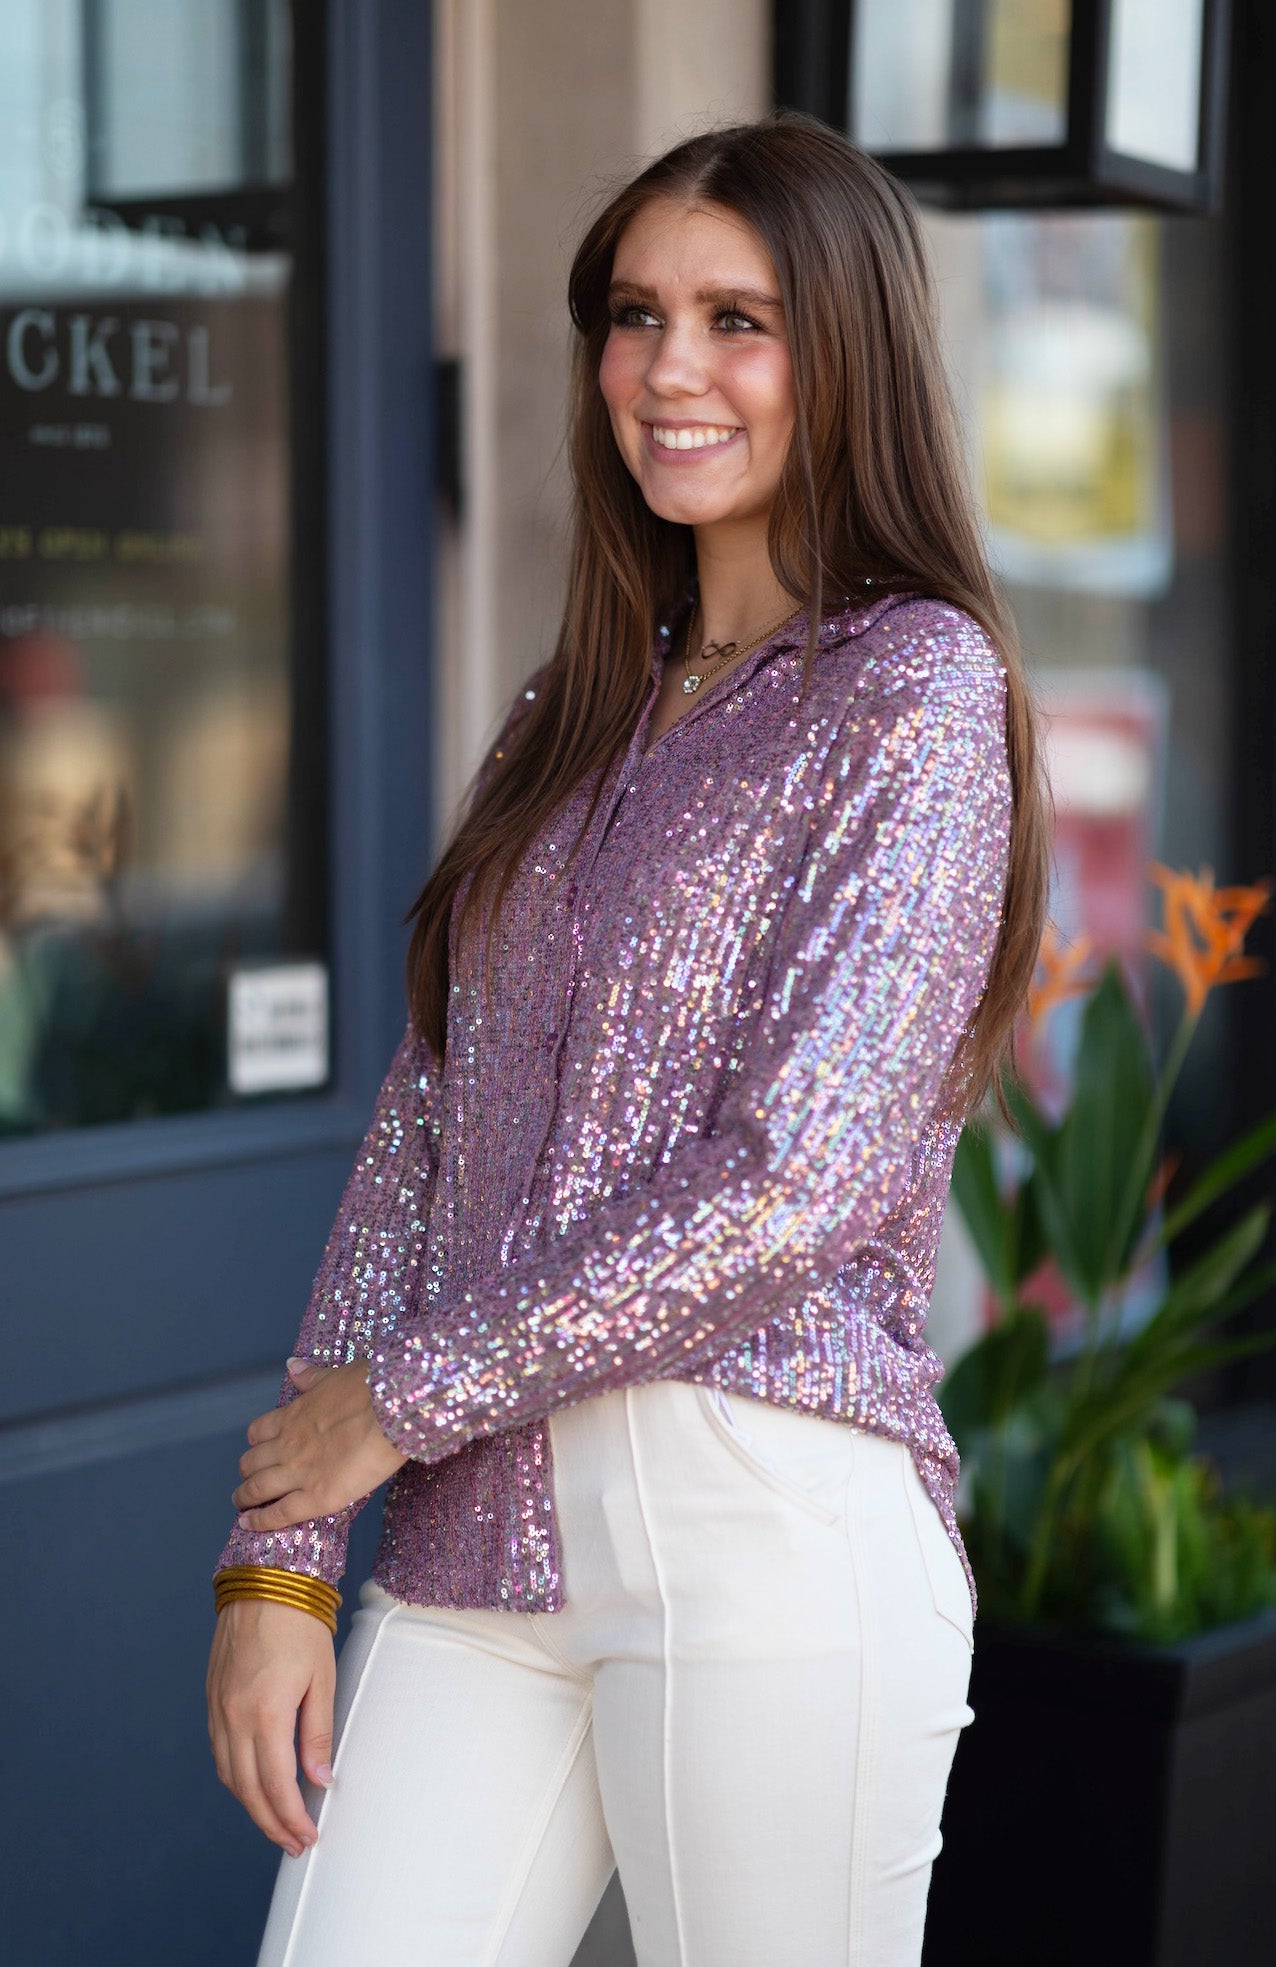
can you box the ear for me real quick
[286,1356,328,1389]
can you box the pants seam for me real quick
[274,1596,404,1967]
[526,1610,587,1678]
[482,1691,596,1967]
[624,1382,689,1966]
[844,1431,877,1966]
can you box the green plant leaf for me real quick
[1148,1109,1276,1252]
[1119,1203,1271,1375]
[1204,1255,1276,1327]
[938,1304,1051,1446]
[950,1121,1016,1308]
[1011,1176,1048,1288]
[1063,1329,1276,1470]
[1001,1074,1093,1307]
[1057,961,1155,1296]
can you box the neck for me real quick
[691,518,797,651]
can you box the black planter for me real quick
[922,1606,1276,1967]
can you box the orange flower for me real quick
[1146,863,1273,1017]
[1026,920,1096,1028]
[1145,1151,1181,1213]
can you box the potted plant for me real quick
[921,865,1276,1967]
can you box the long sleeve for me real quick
[367,621,1014,1461]
[214,1019,441,1585]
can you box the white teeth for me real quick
[651,423,738,451]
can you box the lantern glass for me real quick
[851,0,1072,154]
[1106,0,1205,172]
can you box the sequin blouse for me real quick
[216,591,1013,1626]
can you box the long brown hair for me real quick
[407,113,1050,1122]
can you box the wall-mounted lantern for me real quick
[774,0,1232,213]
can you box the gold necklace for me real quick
[681,601,802,696]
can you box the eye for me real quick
[608,302,660,329]
[715,309,764,334]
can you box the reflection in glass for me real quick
[924,199,1231,1354]
[851,0,1071,153]
[86,0,291,197]
[0,1,321,1134]
[978,213,1169,595]
[1106,0,1204,173]
[924,198,1230,1162]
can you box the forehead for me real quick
[611,196,776,286]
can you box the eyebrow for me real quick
[608,280,783,311]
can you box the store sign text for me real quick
[4,310,231,406]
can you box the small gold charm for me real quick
[683,674,702,695]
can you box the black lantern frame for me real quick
[774,0,1232,214]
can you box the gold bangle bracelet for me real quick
[213,1566,340,1600]
[213,1576,340,1607]
[214,1564,340,1598]
[213,1576,340,1608]
[215,1592,339,1636]
[213,1575,340,1609]
[214,1568,340,1609]
[214,1588,339,1636]
[213,1566,341,1635]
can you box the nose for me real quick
[642,319,708,402]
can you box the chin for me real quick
[635,479,740,527]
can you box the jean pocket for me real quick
[900,1451,975,1654]
[696,1386,846,1526]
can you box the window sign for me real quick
[227,961,329,1096]
[0,0,325,1135]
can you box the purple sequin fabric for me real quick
[217,592,1013,1625]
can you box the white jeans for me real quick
[257,1381,976,1966]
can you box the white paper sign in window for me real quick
[228,962,329,1096]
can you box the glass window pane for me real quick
[852,0,1070,153]
[0,0,325,1135]
[852,0,956,152]
[87,0,291,197]
[1106,0,1204,172]
[924,198,1231,1170]
[979,212,1168,593]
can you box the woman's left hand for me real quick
[232,1358,408,1532]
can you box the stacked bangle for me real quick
[213,1565,341,1635]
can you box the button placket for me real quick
[538,626,800,1147]
[536,709,652,1167]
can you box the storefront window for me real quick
[0,0,326,1134]
[926,198,1231,1137]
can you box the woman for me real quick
[208,113,1048,1965]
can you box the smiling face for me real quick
[598,196,796,537]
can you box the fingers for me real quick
[208,1604,333,1859]
[222,1727,316,1859]
[233,1456,295,1510]
[298,1657,338,1790]
[245,1409,284,1448]
[287,1358,329,1390]
[237,1438,285,1483]
[256,1724,321,1858]
[234,1431,305,1513]
[235,1489,325,1534]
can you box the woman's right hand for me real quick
[207,1599,337,1859]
